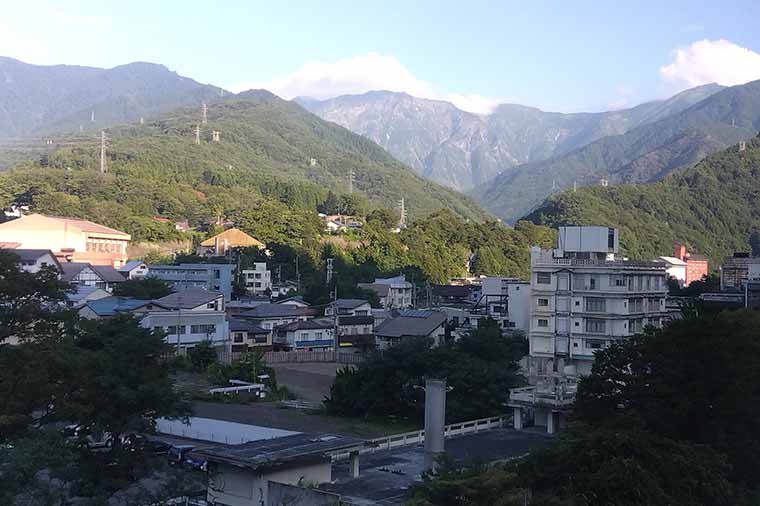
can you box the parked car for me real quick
[184,450,208,472]
[63,424,113,449]
[167,444,196,466]
[121,434,171,455]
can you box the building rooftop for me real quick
[118,260,147,272]
[657,256,688,266]
[357,283,391,297]
[151,288,224,309]
[200,228,265,249]
[375,310,447,338]
[148,263,236,271]
[275,318,334,332]
[85,296,149,316]
[339,315,374,325]
[90,264,127,283]
[227,317,268,333]
[195,433,364,473]
[332,298,370,310]
[240,303,316,319]
[0,213,130,239]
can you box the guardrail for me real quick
[330,415,509,460]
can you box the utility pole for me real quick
[573,181,577,193]
[212,130,220,142]
[330,269,339,360]
[326,258,334,284]
[295,256,301,292]
[398,198,407,228]
[99,131,107,174]
[348,168,355,194]
[202,102,208,125]
[195,124,201,145]
[91,110,95,122]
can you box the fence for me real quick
[330,415,509,460]
[263,350,363,364]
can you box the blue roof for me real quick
[85,296,149,316]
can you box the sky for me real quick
[2,0,760,113]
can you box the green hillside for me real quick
[0,92,486,242]
[525,135,760,263]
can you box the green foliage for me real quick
[325,321,527,422]
[527,136,760,265]
[112,276,172,299]
[187,340,218,372]
[207,350,277,390]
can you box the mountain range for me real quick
[298,85,723,192]
[525,134,760,264]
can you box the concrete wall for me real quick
[268,482,340,506]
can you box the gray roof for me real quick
[240,303,316,319]
[84,296,149,316]
[339,315,374,326]
[357,283,390,297]
[275,319,334,332]
[196,433,364,472]
[228,317,268,333]
[90,264,127,283]
[332,298,370,309]
[118,260,146,272]
[151,288,223,309]
[60,262,90,281]
[375,310,447,338]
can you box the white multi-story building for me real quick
[242,263,272,296]
[479,277,530,332]
[358,275,413,309]
[510,226,668,434]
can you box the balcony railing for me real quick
[509,384,577,408]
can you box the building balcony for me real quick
[509,383,577,409]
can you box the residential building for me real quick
[65,286,110,310]
[271,280,298,298]
[358,274,413,309]
[148,263,235,300]
[273,319,335,350]
[479,277,530,332]
[225,296,271,316]
[374,309,447,349]
[61,262,126,292]
[197,433,364,506]
[135,288,230,356]
[197,228,265,256]
[118,260,149,279]
[325,298,372,317]
[510,226,668,434]
[337,315,375,350]
[672,243,708,286]
[720,253,760,290]
[237,303,316,332]
[4,248,62,274]
[241,263,271,296]
[657,256,687,286]
[229,317,271,359]
[430,284,478,306]
[0,213,130,267]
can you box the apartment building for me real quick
[358,275,413,309]
[720,253,760,290]
[148,263,235,300]
[510,226,668,434]
[241,263,272,296]
[479,277,530,332]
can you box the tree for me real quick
[575,310,760,487]
[0,250,68,343]
[750,229,760,257]
[112,277,172,299]
[187,339,218,371]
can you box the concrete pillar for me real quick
[513,407,523,430]
[547,412,556,434]
[424,378,446,472]
[350,451,360,478]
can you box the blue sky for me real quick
[3,0,760,113]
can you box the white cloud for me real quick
[230,52,503,114]
[660,39,760,89]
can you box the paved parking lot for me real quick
[272,362,347,402]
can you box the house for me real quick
[273,319,335,350]
[672,243,709,286]
[241,263,272,296]
[276,296,310,307]
[79,296,150,319]
[61,262,126,292]
[0,213,130,267]
[225,296,272,316]
[430,284,477,306]
[197,433,364,506]
[479,277,530,332]
[147,263,235,301]
[65,286,111,309]
[325,298,372,317]
[197,228,265,256]
[271,280,298,298]
[229,317,272,359]
[337,315,375,350]
[136,288,230,356]
[374,309,447,349]
[4,248,62,274]
[509,226,668,434]
[720,253,760,291]
[657,256,688,286]
[118,260,149,279]
[238,303,317,332]
[358,274,413,309]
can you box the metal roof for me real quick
[227,317,268,333]
[240,303,316,319]
[85,296,149,316]
[90,264,127,283]
[118,260,147,272]
[151,288,224,309]
[332,299,370,309]
[375,310,447,338]
[196,433,365,472]
[275,319,334,332]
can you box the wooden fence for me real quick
[263,350,364,365]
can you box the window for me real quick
[575,321,580,327]
[628,298,643,312]
[537,319,549,328]
[190,324,216,334]
[608,228,615,249]
[167,325,186,335]
[207,302,216,309]
[214,270,221,279]
[233,333,244,343]
[585,318,606,333]
[575,300,580,306]
[614,276,626,287]
[538,298,549,307]
[589,276,598,290]
[586,339,606,349]
[537,272,551,285]
[584,297,606,312]
[315,331,323,339]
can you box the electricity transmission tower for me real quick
[348,168,355,194]
[399,198,408,228]
[195,125,201,145]
[99,131,107,174]
[202,102,208,124]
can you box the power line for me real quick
[194,125,201,145]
